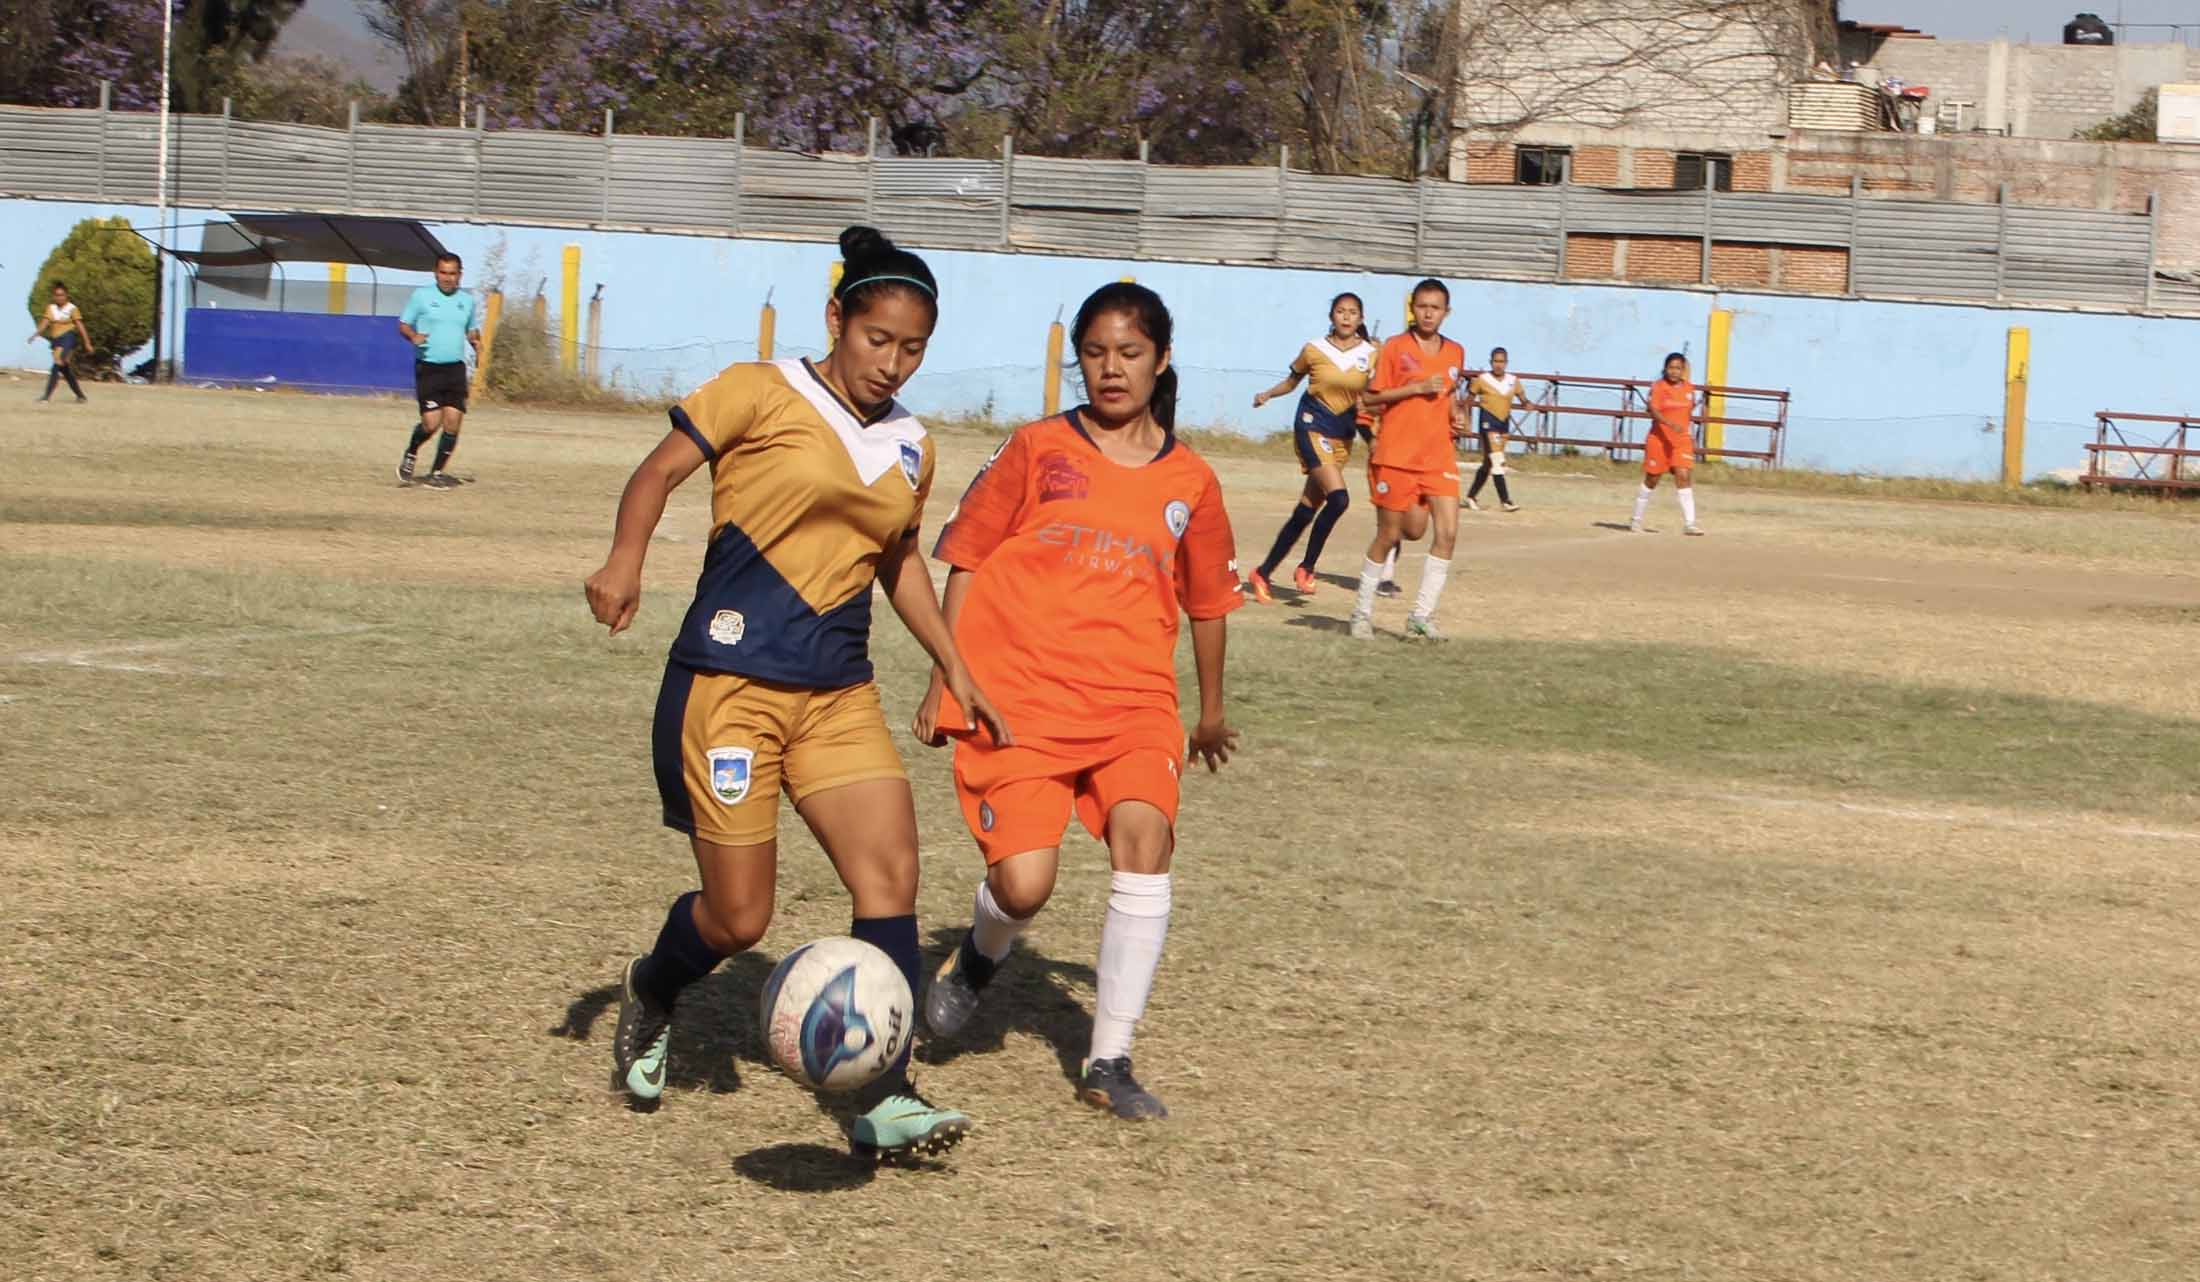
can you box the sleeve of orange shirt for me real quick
[1175,477,1246,620]
[932,429,1033,570]
[1371,338,1406,395]
[670,363,767,461]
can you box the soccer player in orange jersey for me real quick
[1349,279,1468,640]
[582,226,1008,1160]
[913,282,1243,1122]
[1630,352,1708,536]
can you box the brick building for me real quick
[1445,3,2200,293]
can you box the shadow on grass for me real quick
[551,952,778,1099]
[1588,520,1638,533]
[915,928,1097,1086]
[731,1142,877,1192]
[1283,613,1354,635]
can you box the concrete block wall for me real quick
[1453,0,1793,136]
[1861,37,2200,140]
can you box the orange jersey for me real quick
[1649,378,1698,437]
[1369,332,1465,473]
[932,412,1244,738]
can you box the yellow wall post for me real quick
[328,263,348,315]
[827,261,846,351]
[2003,326,2030,487]
[560,244,581,375]
[531,290,547,328]
[1704,308,1733,455]
[585,284,603,384]
[1120,273,1136,283]
[1043,320,1065,418]
[470,290,504,398]
[758,301,776,360]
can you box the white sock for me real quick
[1089,871,1171,1062]
[1412,554,1451,620]
[1353,557,1382,618]
[1678,487,1697,525]
[970,879,1031,963]
[1381,547,1399,580]
[1632,484,1654,524]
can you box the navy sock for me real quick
[43,369,59,400]
[1469,458,1491,499]
[432,431,458,473]
[406,422,431,454]
[1301,488,1349,572]
[1259,502,1317,578]
[637,891,724,1011]
[850,913,921,1099]
[1494,474,1513,504]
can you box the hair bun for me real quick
[839,225,893,261]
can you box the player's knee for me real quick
[988,858,1056,919]
[1321,488,1349,517]
[1489,450,1507,476]
[696,893,771,954]
[1105,809,1174,874]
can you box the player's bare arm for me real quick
[1186,616,1237,772]
[880,537,1010,747]
[583,428,708,634]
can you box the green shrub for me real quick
[26,216,156,376]
[482,295,636,408]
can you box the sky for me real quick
[1841,1,2200,43]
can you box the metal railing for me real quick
[1472,371,1789,466]
[2085,412,2200,490]
[0,92,2168,314]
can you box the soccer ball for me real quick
[758,937,912,1092]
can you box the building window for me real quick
[1674,152,1734,192]
[1515,146,1571,186]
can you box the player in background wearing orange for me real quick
[915,282,1242,1122]
[1464,347,1535,513]
[1244,292,1375,600]
[583,226,1008,1160]
[1630,351,1708,536]
[1348,279,1467,641]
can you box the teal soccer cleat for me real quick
[850,1085,971,1161]
[612,956,672,1106]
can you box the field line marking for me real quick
[3,624,380,673]
[1707,790,2200,846]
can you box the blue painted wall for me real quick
[183,309,417,393]
[6,194,2194,482]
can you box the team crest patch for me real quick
[708,609,747,647]
[1376,480,1391,495]
[708,747,754,805]
[1037,451,1090,503]
[978,801,996,833]
[1164,499,1192,540]
[898,441,923,489]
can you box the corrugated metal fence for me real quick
[0,100,2167,313]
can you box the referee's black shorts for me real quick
[414,360,469,414]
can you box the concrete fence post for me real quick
[96,82,111,200]
[345,100,359,212]
[601,109,614,224]
[865,117,880,225]
[218,97,232,206]
[472,105,486,218]
[1995,182,2010,303]
[1000,134,1014,249]
[731,113,745,234]
[2145,191,2161,313]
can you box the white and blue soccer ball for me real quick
[758,937,912,1092]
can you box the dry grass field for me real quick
[4,381,2199,1282]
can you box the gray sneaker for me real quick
[1683,523,1707,537]
[1348,612,1375,640]
[924,934,995,1038]
[1405,614,1445,641]
[421,471,461,490]
[1080,1056,1167,1121]
[396,452,417,484]
[612,957,672,1105]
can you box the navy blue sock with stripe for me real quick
[1258,502,1317,579]
[637,890,725,1011]
[850,913,922,1103]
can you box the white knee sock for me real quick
[1632,484,1654,524]
[1353,557,1383,618]
[1677,487,1698,525]
[1381,547,1399,580]
[1089,871,1171,1062]
[1412,554,1451,620]
[970,879,1031,962]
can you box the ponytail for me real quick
[1151,366,1178,430]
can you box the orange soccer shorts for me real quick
[1367,462,1459,512]
[1644,426,1696,477]
[951,724,1183,863]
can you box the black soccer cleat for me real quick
[1080,1056,1167,1121]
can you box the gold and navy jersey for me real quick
[1294,337,1376,416]
[667,358,935,687]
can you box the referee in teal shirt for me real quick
[396,252,482,488]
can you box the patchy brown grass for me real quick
[4,385,2199,1282]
